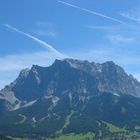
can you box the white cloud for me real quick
[120,8,140,23]
[34,30,57,37]
[86,25,116,31]
[107,35,135,44]
[33,21,57,37]
[120,12,140,22]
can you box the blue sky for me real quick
[0,0,140,88]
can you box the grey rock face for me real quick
[0,58,140,111]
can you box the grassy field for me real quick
[4,122,140,140]
[46,132,95,140]
[104,122,126,133]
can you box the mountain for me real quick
[1,59,140,139]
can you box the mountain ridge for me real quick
[0,59,140,138]
[1,58,140,111]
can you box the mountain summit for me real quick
[0,59,140,137]
[1,59,140,103]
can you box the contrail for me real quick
[58,0,125,24]
[4,24,64,58]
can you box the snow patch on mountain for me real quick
[113,93,120,97]
[22,99,38,108]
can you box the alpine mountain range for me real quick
[1,59,140,139]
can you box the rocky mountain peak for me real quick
[18,68,30,79]
[0,58,140,107]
